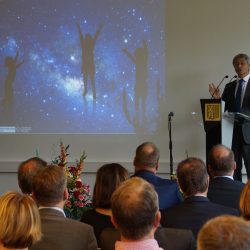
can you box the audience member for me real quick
[30,165,97,250]
[207,144,244,210]
[197,215,250,250]
[0,191,41,250]
[111,177,163,250]
[239,178,250,221]
[18,156,47,194]
[81,163,129,247]
[133,141,182,209]
[100,226,197,250]
[161,157,239,238]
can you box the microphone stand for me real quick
[168,112,174,179]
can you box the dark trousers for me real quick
[232,124,250,181]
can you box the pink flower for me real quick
[78,194,85,201]
[65,200,72,207]
[79,202,84,207]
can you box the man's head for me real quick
[111,177,160,241]
[233,53,250,78]
[18,157,47,194]
[133,142,160,172]
[32,165,67,207]
[177,157,209,197]
[208,144,235,177]
[197,215,250,250]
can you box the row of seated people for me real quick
[1,171,250,250]
[3,141,250,250]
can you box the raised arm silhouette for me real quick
[3,52,24,110]
[77,22,103,99]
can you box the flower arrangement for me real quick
[52,141,92,220]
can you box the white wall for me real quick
[1,0,250,194]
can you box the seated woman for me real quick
[239,179,250,221]
[0,191,41,250]
[81,163,129,246]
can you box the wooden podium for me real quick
[200,99,234,165]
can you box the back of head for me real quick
[32,165,66,206]
[0,191,41,249]
[197,215,250,250]
[111,177,159,240]
[239,179,250,220]
[134,142,160,170]
[18,157,47,194]
[208,144,234,176]
[177,157,209,197]
[93,163,129,208]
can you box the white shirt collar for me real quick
[214,175,234,180]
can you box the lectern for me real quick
[200,99,234,164]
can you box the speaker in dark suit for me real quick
[209,53,250,181]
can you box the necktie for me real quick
[234,79,244,112]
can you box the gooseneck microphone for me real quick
[211,75,229,98]
[229,75,237,82]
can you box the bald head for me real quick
[133,142,160,171]
[18,157,47,194]
[208,144,235,176]
[111,177,159,240]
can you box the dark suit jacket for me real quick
[133,170,182,209]
[222,79,250,143]
[161,196,239,238]
[99,227,197,250]
[207,176,244,210]
[30,208,97,250]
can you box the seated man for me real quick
[111,177,163,250]
[207,144,244,210]
[197,215,250,250]
[161,157,239,238]
[18,156,47,194]
[133,142,182,209]
[30,165,97,250]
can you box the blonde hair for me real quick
[239,179,250,220]
[198,215,250,250]
[0,191,41,248]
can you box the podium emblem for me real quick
[205,103,221,121]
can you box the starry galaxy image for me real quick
[0,0,166,134]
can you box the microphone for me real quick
[229,75,237,82]
[211,75,229,98]
[168,112,174,121]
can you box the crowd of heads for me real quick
[1,141,250,249]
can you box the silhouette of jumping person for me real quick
[77,22,103,99]
[2,52,24,110]
[123,40,148,120]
